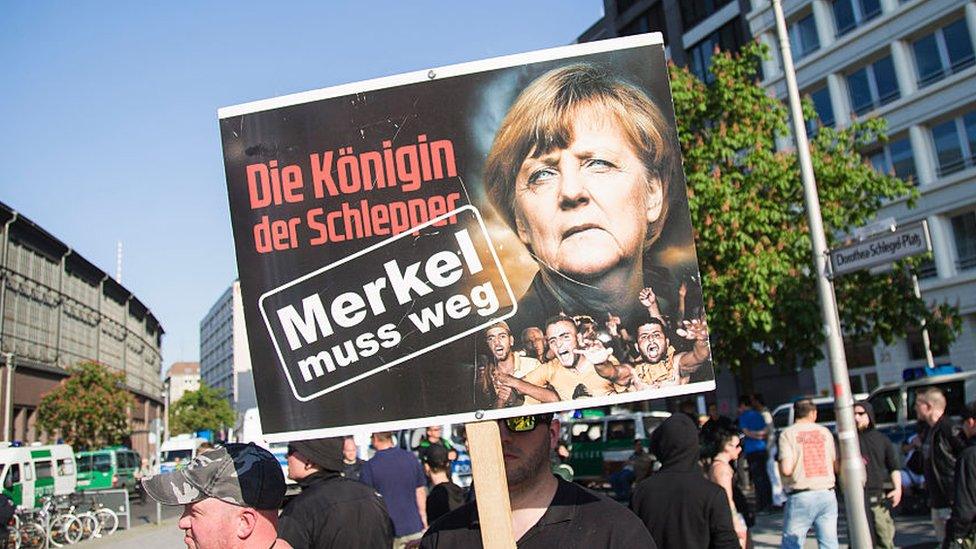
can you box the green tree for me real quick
[168,385,236,435]
[669,41,960,389]
[37,361,131,450]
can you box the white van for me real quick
[159,434,208,473]
[770,394,870,436]
[0,443,76,508]
[867,370,976,444]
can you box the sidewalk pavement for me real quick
[77,517,185,549]
[751,507,939,548]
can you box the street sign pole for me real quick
[911,272,936,369]
[771,1,871,546]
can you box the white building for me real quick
[165,361,200,404]
[199,281,256,414]
[747,0,976,394]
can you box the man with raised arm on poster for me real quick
[494,315,634,404]
[631,316,710,388]
[420,414,655,548]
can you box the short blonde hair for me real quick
[484,63,677,246]
[917,387,947,411]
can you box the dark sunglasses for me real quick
[854,411,867,416]
[503,414,553,433]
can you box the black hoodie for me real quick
[631,414,739,549]
[855,401,900,496]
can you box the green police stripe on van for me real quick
[3,482,23,507]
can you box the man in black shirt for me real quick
[631,413,739,548]
[420,414,654,548]
[279,437,393,548]
[342,436,365,481]
[854,401,901,549]
[424,444,466,524]
[701,403,734,438]
[916,387,966,542]
[947,402,976,548]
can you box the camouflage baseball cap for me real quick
[142,442,285,509]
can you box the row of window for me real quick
[688,19,746,83]
[789,13,975,91]
[680,0,734,29]
[845,325,953,375]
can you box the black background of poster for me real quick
[220,41,710,436]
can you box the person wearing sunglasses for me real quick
[853,401,901,549]
[420,414,655,548]
[278,438,393,549]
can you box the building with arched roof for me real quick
[0,200,164,457]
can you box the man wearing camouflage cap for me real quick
[142,442,288,549]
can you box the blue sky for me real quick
[0,2,602,371]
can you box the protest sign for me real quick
[219,33,715,441]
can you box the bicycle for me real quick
[12,508,46,549]
[38,495,82,547]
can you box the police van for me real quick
[563,411,669,487]
[867,369,976,444]
[0,443,76,508]
[159,434,209,473]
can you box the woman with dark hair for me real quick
[706,429,750,548]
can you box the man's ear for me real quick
[236,508,258,540]
[548,419,561,452]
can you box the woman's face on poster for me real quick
[512,109,663,280]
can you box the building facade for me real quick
[165,361,200,405]
[0,201,165,457]
[747,0,976,394]
[579,0,976,405]
[199,281,255,416]
[578,0,753,83]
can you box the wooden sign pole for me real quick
[465,420,517,549]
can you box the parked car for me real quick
[76,446,141,496]
[867,369,976,444]
[562,411,670,488]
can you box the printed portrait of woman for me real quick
[483,62,684,336]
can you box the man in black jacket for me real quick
[631,413,739,548]
[279,437,393,549]
[917,387,967,542]
[855,401,901,549]
[946,402,976,548]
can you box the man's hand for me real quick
[675,318,708,342]
[494,372,517,387]
[574,346,613,365]
[886,486,902,507]
[638,287,657,308]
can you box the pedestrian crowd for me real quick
[138,385,976,548]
